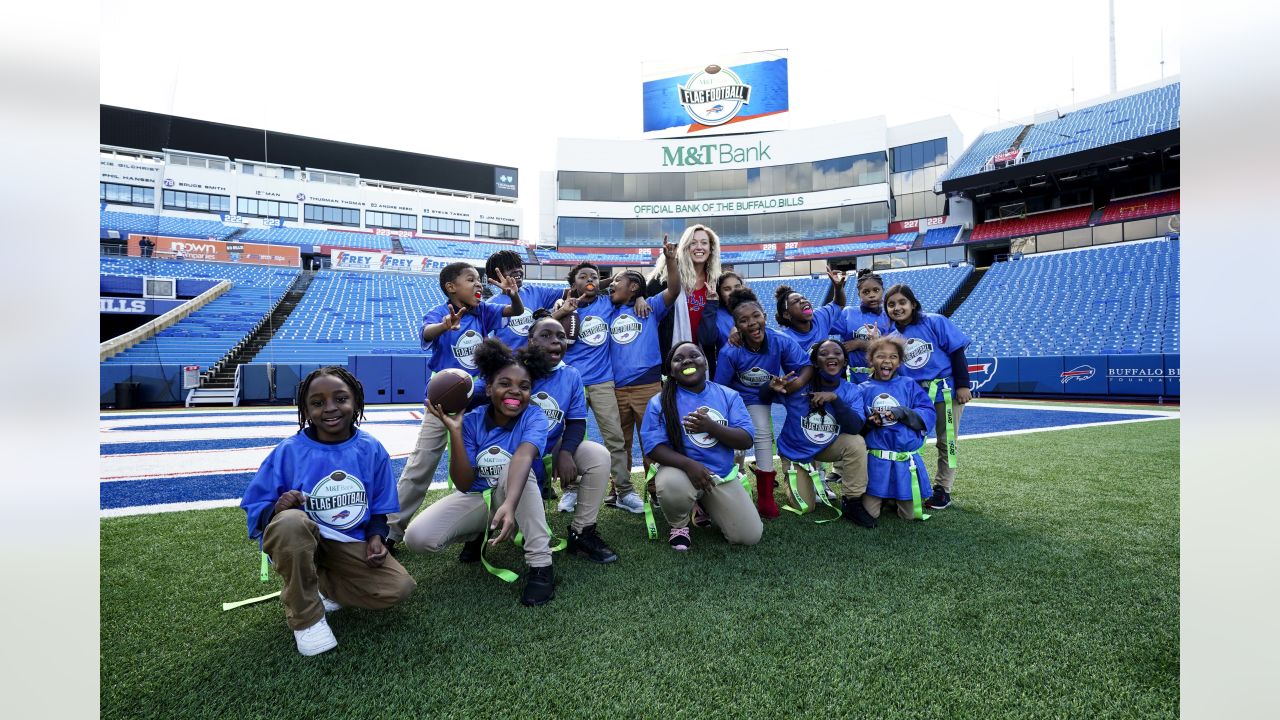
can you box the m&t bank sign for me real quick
[661,141,772,167]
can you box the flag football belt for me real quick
[924,378,958,469]
[643,464,746,540]
[868,445,930,521]
[483,483,568,585]
[781,461,842,523]
[849,366,872,378]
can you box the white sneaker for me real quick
[293,616,337,656]
[319,592,342,613]
[615,491,644,514]
[557,490,578,513]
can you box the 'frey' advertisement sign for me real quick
[642,50,789,139]
[330,250,464,274]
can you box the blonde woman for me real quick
[644,224,725,376]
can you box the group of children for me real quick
[240,249,973,656]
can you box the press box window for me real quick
[476,222,519,241]
[101,182,155,207]
[423,216,470,236]
[237,198,298,220]
[304,203,360,227]
[367,211,416,231]
[163,190,230,213]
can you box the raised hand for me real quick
[662,234,676,259]
[493,268,519,297]
[826,266,846,287]
[634,295,652,319]
[426,402,464,430]
[769,371,798,395]
[443,302,469,330]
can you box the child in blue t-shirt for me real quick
[484,249,562,350]
[859,335,937,523]
[641,341,761,551]
[838,269,894,383]
[714,287,811,519]
[241,367,415,656]
[884,283,971,511]
[388,262,523,547]
[607,238,681,512]
[712,271,746,351]
[772,267,847,354]
[773,339,876,528]
[403,339,558,607]
[521,311,619,564]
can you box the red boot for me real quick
[755,470,780,519]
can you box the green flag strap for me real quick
[259,551,269,582]
[513,456,567,552]
[222,590,281,612]
[849,365,872,377]
[643,465,659,540]
[926,379,958,469]
[782,463,843,523]
[480,488,520,583]
[869,446,930,521]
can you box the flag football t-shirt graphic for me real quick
[686,405,729,449]
[453,330,484,370]
[903,338,933,371]
[305,470,369,531]
[800,410,839,445]
[610,313,643,345]
[579,315,609,347]
[870,392,902,426]
[477,446,513,487]
[530,391,564,433]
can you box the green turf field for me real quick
[101,419,1178,719]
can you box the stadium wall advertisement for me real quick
[127,235,301,266]
[329,249,463,274]
[99,297,186,315]
[968,354,1180,398]
[642,50,790,139]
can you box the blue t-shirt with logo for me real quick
[488,284,562,350]
[888,312,970,384]
[713,328,809,406]
[639,382,754,478]
[776,380,864,464]
[241,428,398,544]
[564,294,615,386]
[780,302,843,356]
[530,363,588,451]
[859,375,936,500]
[609,293,671,388]
[421,300,505,377]
[838,305,894,383]
[461,404,549,493]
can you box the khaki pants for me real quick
[403,466,560,568]
[549,440,610,531]
[388,410,449,542]
[861,495,916,521]
[615,381,661,478]
[263,510,416,631]
[655,466,763,546]
[585,381,631,494]
[781,434,869,509]
[931,398,966,492]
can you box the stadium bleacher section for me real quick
[950,239,1179,356]
[399,237,523,259]
[100,257,299,367]
[101,210,240,240]
[944,82,1180,181]
[1099,190,1179,224]
[785,234,914,259]
[919,226,961,248]
[238,226,393,251]
[968,205,1093,242]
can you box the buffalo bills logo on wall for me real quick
[1061,365,1096,384]
[969,358,998,391]
[679,64,752,127]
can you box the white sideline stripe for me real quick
[100,413,1179,515]
[101,484,452,518]
[969,401,1178,417]
[101,409,420,430]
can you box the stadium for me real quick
[98,51,1179,720]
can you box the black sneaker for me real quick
[567,524,619,564]
[540,484,558,501]
[842,496,876,528]
[924,488,951,510]
[458,538,482,564]
[521,565,556,606]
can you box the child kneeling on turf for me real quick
[859,336,937,522]
[641,341,762,551]
[240,367,416,657]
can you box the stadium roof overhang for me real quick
[940,129,1179,195]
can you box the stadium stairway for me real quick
[194,269,317,398]
[390,236,405,253]
[941,266,989,317]
[224,226,250,243]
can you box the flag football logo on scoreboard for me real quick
[678,65,752,127]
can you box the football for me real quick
[427,368,474,414]
[705,64,721,74]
